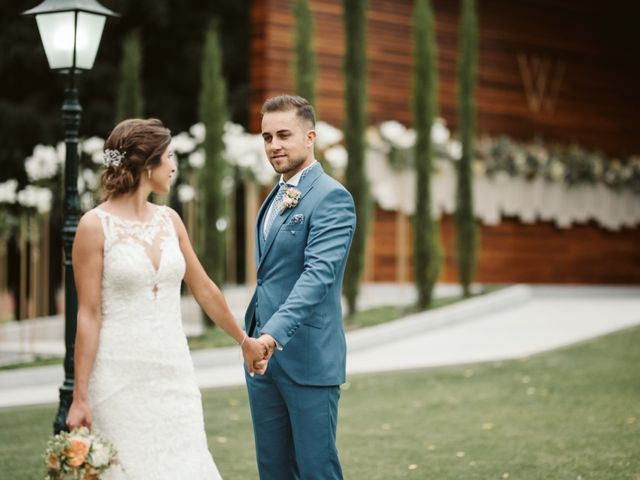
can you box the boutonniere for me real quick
[282,187,301,210]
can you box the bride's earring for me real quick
[147,169,152,180]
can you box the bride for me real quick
[65,118,267,479]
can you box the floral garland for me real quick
[367,119,640,195]
[2,118,637,235]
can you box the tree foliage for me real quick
[292,0,317,106]
[455,0,479,297]
[198,24,228,284]
[342,0,369,317]
[115,31,144,122]
[412,0,443,309]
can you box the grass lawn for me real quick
[2,326,638,479]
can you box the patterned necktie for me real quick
[263,183,290,239]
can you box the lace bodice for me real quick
[96,205,183,296]
[92,206,188,358]
[88,205,222,479]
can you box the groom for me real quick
[244,95,356,479]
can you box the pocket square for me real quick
[289,214,305,224]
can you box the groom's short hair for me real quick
[261,95,316,128]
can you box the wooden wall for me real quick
[250,0,640,284]
[368,210,640,284]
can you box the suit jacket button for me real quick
[257,279,263,286]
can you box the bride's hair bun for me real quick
[100,118,171,199]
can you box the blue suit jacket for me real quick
[244,163,356,386]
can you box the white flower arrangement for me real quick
[188,150,205,169]
[0,180,18,204]
[178,184,196,203]
[324,145,348,171]
[82,137,105,156]
[189,122,206,143]
[25,145,60,182]
[17,185,53,214]
[315,121,343,149]
[172,131,197,154]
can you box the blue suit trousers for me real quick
[245,356,343,480]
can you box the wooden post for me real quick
[226,183,237,284]
[19,215,28,320]
[245,181,258,284]
[396,210,408,283]
[29,215,39,319]
[41,213,50,316]
[362,206,375,282]
[0,238,6,295]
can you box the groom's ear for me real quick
[306,129,316,149]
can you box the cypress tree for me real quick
[198,24,228,284]
[455,0,479,297]
[292,0,317,106]
[413,0,443,309]
[115,31,144,122]
[342,0,369,316]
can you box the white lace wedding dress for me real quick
[88,205,222,479]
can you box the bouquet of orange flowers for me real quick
[44,427,118,480]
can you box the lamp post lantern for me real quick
[22,0,118,434]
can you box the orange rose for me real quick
[66,437,90,467]
[48,454,59,470]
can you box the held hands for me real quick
[252,334,277,375]
[66,398,92,431]
[241,336,269,376]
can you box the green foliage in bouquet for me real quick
[455,0,479,298]
[412,0,443,309]
[115,31,145,123]
[44,427,118,480]
[198,24,228,284]
[292,0,317,107]
[342,0,370,317]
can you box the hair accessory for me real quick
[103,148,126,168]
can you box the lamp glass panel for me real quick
[75,12,106,70]
[35,12,76,69]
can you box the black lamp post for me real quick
[22,0,117,434]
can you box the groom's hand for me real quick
[242,337,269,375]
[258,334,277,360]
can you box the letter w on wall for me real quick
[517,53,565,113]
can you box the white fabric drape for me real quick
[366,152,640,231]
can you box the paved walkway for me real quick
[1,284,639,409]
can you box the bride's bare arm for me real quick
[167,209,267,372]
[66,212,104,430]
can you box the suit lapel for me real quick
[255,183,281,261]
[257,163,324,272]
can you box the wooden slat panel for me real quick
[382,210,640,284]
[251,0,640,151]
[249,0,640,284]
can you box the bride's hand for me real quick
[242,337,268,373]
[66,399,92,431]
[253,359,269,375]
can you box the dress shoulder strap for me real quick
[92,207,115,247]
[156,205,178,238]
